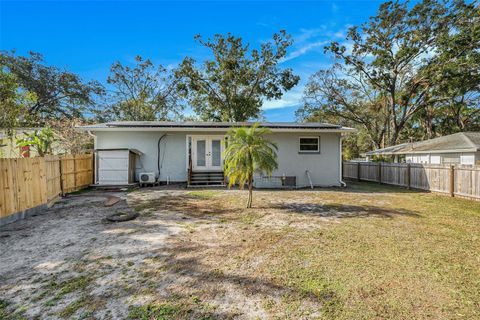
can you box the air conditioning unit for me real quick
[139,172,156,183]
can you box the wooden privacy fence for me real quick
[0,154,94,225]
[343,161,480,200]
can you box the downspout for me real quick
[87,130,97,184]
[305,170,314,189]
[339,135,347,187]
[157,134,167,181]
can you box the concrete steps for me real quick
[188,171,225,187]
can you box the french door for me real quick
[192,136,224,171]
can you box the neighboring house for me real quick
[0,128,68,158]
[365,132,480,165]
[0,128,41,158]
[79,121,355,188]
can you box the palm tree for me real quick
[223,123,278,208]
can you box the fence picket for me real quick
[343,161,480,200]
[0,154,93,223]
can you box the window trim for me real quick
[298,136,320,154]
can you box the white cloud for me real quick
[262,88,304,110]
[281,40,329,63]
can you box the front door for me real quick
[192,136,224,171]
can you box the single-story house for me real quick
[79,121,355,188]
[365,132,480,165]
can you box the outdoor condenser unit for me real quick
[139,172,156,183]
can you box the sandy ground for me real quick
[0,189,187,319]
[2,185,477,319]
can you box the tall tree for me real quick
[0,67,29,131]
[176,31,300,122]
[0,51,104,124]
[298,65,388,149]
[103,56,183,121]
[223,124,278,208]
[300,0,479,148]
[324,0,452,145]
[421,0,480,136]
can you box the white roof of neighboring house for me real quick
[366,132,480,155]
[79,121,356,133]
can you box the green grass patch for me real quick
[40,274,95,307]
[127,302,181,320]
[187,190,219,200]
[0,299,27,320]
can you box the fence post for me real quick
[406,163,411,189]
[73,155,77,191]
[357,162,361,182]
[450,165,455,197]
[59,157,65,196]
[92,153,96,185]
[378,162,382,184]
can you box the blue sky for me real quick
[0,0,384,121]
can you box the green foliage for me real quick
[299,0,480,153]
[175,31,300,121]
[223,123,278,208]
[0,51,104,125]
[128,302,181,320]
[0,66,31,131]
[98,56,184,121]
[16,127,55,156]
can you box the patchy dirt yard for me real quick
[1,183,479,319]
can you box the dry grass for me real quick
[144,183,480,319]
[1,183,478,319]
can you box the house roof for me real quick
[79,121,356,133]
[366,132,480,156]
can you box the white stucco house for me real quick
[79,121,355,188]
[365,132,480,165]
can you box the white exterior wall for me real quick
[95,131,188,182]
[264,132,342,187]
[405,152,477,165]
[93,130,343,187]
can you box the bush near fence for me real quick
[0,154,93,225]
[343,161,480,200]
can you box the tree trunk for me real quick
[246,174,253,208]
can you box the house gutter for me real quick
[366,148,478,156]
[78,127,356,134]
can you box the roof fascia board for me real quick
[367,148,477,155]
[79,127,355,133]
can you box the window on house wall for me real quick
[299,137,320,153]
[442,154,461,165]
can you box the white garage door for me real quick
[98,150,129,185]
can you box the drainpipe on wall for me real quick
[339,135,347,188]
[87,130,97,184]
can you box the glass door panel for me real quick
[211,139,221,167]
[195,139,206,169]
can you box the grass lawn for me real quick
[141,183,480,319]
[1,182,479,319]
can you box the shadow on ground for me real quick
[269,202,420,219]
